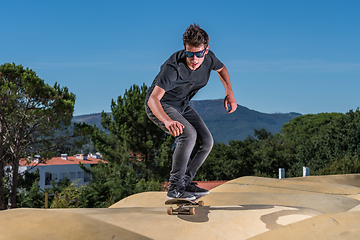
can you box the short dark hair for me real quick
[183,24,209,48]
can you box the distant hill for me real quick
[72,113,104,129]
[72,100,301,143]
[190,99,301,143]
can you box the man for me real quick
[145,24,237,200]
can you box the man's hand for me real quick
[164,119,184,137]
[148,86,184,136]
[216,65,237,114]
[224,94,237,113]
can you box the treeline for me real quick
[14,162,162,209]
[16,108,360,209]
[196,110,360,180]
[4,75,360,209]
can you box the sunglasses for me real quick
[184,47,207,58]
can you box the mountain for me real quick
[72,100,301,143]
[190,99,301,143]
[72,113,104,129]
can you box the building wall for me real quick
[19,164,92,189]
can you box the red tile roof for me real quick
[162,180,228,191]
[19,155,105,167]
[196,180,228,190]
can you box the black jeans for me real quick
[145,104,213,191]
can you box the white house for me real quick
[18,153,105,189]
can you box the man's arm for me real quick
[216,65,237,113]
[147,85,184,136]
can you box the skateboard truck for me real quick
[165,197,204,215]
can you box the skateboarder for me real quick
[145,24,237,200]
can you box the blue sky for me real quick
[1,0,359,116]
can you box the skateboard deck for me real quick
[165,195,204,215]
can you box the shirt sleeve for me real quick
[208,50,224,71]
[155,65,178,92]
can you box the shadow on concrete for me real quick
[260,207,323,230]
[176,205,276,223]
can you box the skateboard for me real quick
[165,196,204,215]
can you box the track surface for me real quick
[2,175,360,239]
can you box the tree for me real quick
[91,84,173,182]
[0,160,4,210]
[79,162,161,208]
[49,181,82,208]
[281,112,343,145]
[16,170,45,208]
[298,109,360,174]
[254,128,272,140]
[195,138,258,181]
[252,132,299,177]
[0,63,91,209]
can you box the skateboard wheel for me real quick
[167,207,173,215]
[198,200,204,206]
[189,207,195,215]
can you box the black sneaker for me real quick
[185,182,210,195]
[167,188,196,201]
